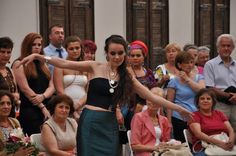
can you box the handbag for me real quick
[152,143,192,156]
[202,132,236,156]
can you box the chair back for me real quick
[30,133,46,152]
[127,130,134,156]
[183,129,192,150]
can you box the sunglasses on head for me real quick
[109,51,125,56]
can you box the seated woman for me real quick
[189,88,235,156]
[41,94,77,156]
[0,90,36,156]
[130,87,171,156]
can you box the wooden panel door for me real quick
[195,0,229,58]
[39,0,94,44]
[127,0,169,70]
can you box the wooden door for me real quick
[127,0,169,70]
[39,0,94,44]
[195,0,229,57]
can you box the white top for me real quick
[154,125,162,145]
[63,74,88,104]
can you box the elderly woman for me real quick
[41,94,77,156]
[154,43,181,90]
[0,90,35,156]
[131,87,171,156]
[166,52,205,143]
[189,88,235,156]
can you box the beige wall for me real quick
[169,0,194,47]
[0,0,39,64]
[94,0,126,62]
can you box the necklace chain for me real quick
[107,65,118,93]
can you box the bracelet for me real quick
[44,56,52,63]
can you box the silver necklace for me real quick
[107,65,118,93]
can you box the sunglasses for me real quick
[130,54,142,58]
[68,47,81,51]
[109,51,125,56]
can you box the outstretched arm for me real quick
[132,77,192,119]
[18,53,94,73]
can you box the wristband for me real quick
[44,56,52,63]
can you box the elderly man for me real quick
[204,34,236,132]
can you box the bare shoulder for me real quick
[12,60,21,67]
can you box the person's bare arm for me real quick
[166,88,176,123]
[132,77,192,118]
[189,122,230,150]
[53,67,64,95]
[41,124,74,156]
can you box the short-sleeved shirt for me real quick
[44,44,67,74]
[167,74,204,121]
[190,110,228,148]
[204,55,236,90]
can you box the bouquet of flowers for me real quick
[5,128,39,156]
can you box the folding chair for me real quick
[183,129,192,151]
[30,133,46,152]
[127,130,134,156]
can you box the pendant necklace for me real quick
[107,65,118,93]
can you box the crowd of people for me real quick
[0,24,236,156]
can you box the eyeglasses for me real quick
[109,51,125,56]
[68,47,81,51]
[130,54,142,58]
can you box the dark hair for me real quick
[49,24,64,35]
[64,36,83,61]
[83,40,97,53]
[104,35,133,109]
[0,90,15,117]
[195,88,217,110]
[47,94,74,116]
[175,52,194,70]
[0,37,14,49]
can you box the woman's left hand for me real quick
[41,106,51,120]
[178,106,193,121]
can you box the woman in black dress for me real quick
[12,33,54,135]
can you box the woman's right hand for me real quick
[13,146,35,156]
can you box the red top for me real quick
[189,110,228,150]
